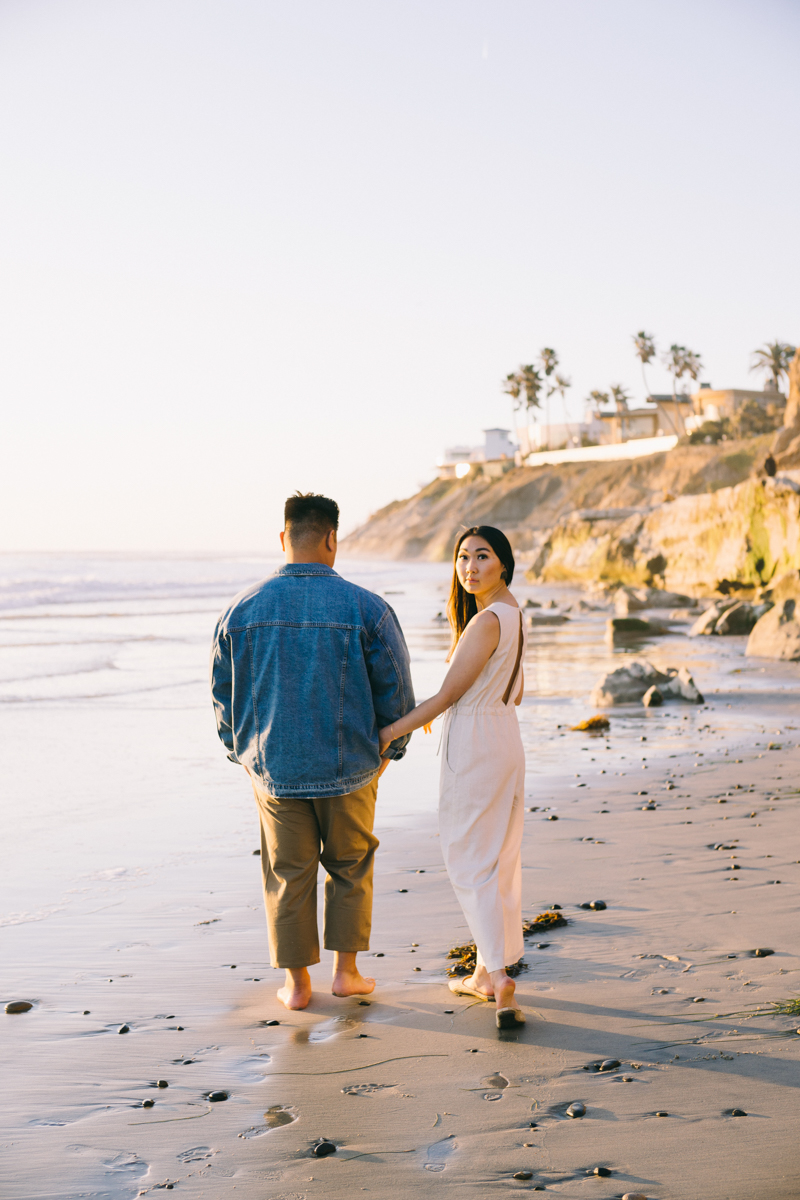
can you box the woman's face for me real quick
[456,536,506,597]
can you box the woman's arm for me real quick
[378,610,500,751]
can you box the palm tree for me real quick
[538,347,558,378]
[502,371,523,431]
[609,384,630,412]
[662,343,703,400]
[519,364,543,416]
[750,341,796,394]
[547,372,572,445]
[588,389,610,408]
[632,331,656,399]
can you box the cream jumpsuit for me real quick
[439,601,527,974]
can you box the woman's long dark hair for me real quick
[446,525,515,658]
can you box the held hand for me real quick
[378,726,393,754]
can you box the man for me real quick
[210,492,415,1010]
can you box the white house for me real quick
[437,428,517,480]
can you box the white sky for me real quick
[1,0,798,551]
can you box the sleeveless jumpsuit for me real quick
[439,602,527,974]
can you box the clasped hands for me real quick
[378,720,433,755]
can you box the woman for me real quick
[379,526,527,1029]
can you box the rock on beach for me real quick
[590,659,703,707]
[746,598,800,661]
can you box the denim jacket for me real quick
[210,564,415,797]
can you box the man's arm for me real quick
[366,606,416,760]
[209,616,240,763]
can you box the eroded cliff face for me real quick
[342,436,774,570]
[536,476,800,592]
[773,346,800,466]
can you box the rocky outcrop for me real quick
[745,598,800,660]
[535,475,800,593]
[772,348,800,468]
[342,438,773,563]
[590,660,703,706]
[342,428,800,596]
[689,599,772,636]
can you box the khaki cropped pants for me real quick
[252,777,379,969]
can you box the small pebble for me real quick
[118,1024,130,1034]
[208,1090,228,1102]
[529,1121,538,1128]
[637,790,648,796]
[514,1171,533,1180]
[730,1108,747,1116]
[176,1026,184,1031]
[252,848,261,855]
[141,1099,155,1108]
[536,942,550,949]
[83,1010,90,1015]
[593,1166,612,1177]
[398,889,408,893]
[156,1080,168,1088]
[589,900,606,910]
[547,814,559,821]
[5,1001,33,1014]
[413,967,421,971]
[359,1000,371,1006]
[265,1019,280,1026]
[313,1139,337,1157]
[622,1194,648,1200]
[374,952,384,957]
[550,903,562,910]
[656,1111,668,1117]
[621,1075,633,1082]
[753,948,774,957]
[356,1033,368,1038]
[566,1101,585,1118]
[693,997,705,1003]
[416,869,425,874]
[599,1059,620,1071]
[443,1009,454,1014]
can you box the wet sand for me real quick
[4,718,800,1198]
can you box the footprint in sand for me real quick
[177,1146,216,1164]
[240,1105,299,1138]
[424,1134,457,1172]
[341,1083,396,1096]
[482,1072,509,1100]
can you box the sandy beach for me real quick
[2,554,800,1199]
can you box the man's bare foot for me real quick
[331,951,376,998]
[277,967,312,1010]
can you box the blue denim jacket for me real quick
[210,564,415,797]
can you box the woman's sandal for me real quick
[448,977,494,1002]
[496,1007,526,1029]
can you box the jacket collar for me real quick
[273,563,340,577]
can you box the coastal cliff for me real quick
[342,433,800,594]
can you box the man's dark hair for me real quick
[284,492,340,542]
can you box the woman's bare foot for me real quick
[490,969,519,1012]
[331,951,376,998]
[465,965,495,997]
[277,967,312,1010]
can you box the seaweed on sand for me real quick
[446,943,528,978]
[570,715,610,732]
[523,910,569,934]
[446,910,568,976]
